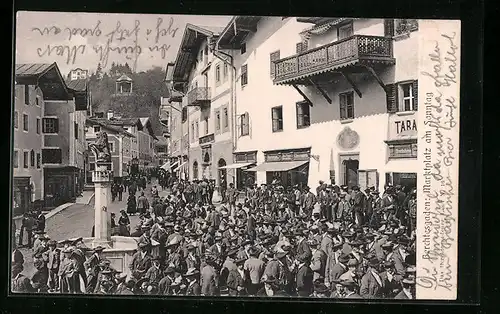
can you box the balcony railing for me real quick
[274,35,394,84]
[187,87,211,106]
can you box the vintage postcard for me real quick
[11,12,460,300]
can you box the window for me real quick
[240,43,246,54]
[181,107,188,123]
[30,150,35,167]
[109,142,114,152]
[74,122,79,139]
[204,46,209,64]
[296,101,311,128]
[199,50,203,63]
[195,121,199,139]
[339,92,355,120]
[204,118,209,135]
[223,107,228,129]
[399,81,418,111]
[35,97,40,107]
[338,22,354,40]
[389,142,418,158]
[42,148,62,164]
[14,111,18,129]
[36,152,41,168]
[23,151,28,168]
[270,50,280,78]
[272,106,283,132]
[240,113,249,136]
[89,163,96,171]
[23,114,29,131]
[24,85,29,105]
[296,41,308,54]
[216,65,221,84]
[95,112,104,118]
[42,118,59,133]
[223,64,228,82]
[215,110,221,132]
[36,118,40,134]
[241,64,248,87]
[93,126,101,133]
[13,151,18,168]
[191,123,195,141]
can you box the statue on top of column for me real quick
[89,131,112,163]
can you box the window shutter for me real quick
[412,80,418,110]
[386,84,398,113]
[384,19,394,37]
[339,95,346,119]
[296,42,304,54]
[270,50,280,78]
[243,113,250,136]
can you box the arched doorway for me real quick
[218,158,227,189]
[193,161,199,180]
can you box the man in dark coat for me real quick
[227,257,247,296]
[84,246,104,293]
[295,255,313,297]
[182,268,201,296]
[294,230,312,263]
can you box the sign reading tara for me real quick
[389,112,417,139]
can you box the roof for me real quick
[91,117,140,127]
[216,16,262,49]
[86,119,135,137]
[171,24,225,88]
[65,79,87,92]
[15,63,71,101]
[116,74,133,82]
[139,117,150,128]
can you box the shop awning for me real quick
[245,160,308,172]
[160,162,171,171]
[173,162,187,172]
[219,162,254,169]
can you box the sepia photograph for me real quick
[11,12,460,300]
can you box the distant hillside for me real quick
[86,62,169,136]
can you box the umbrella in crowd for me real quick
[11,178,417,299]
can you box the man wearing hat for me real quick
[31,252,49,292]
[226,257,247,296]
[84,246,104,293]
[301,186,316,217]
[58,247,77,293]
[360,256,384,298]
[144,256,163,285]
[157,266,177,295]
[244,246,265,295]
[391,237,410,276]
[113,272,128,294]
[312,282,331,298]
[295,229,312,263]
[341,278,361,298]
[185,243,201,271]
[165,237,183,273]
[295,254,313,297]
[220,246,239,289]
[325,253,349,288]
[309,239,327,282]
[350,185,366,226]
[11,263,34,293]
[45,240,60,292]
[379,261,400,298]
[181,268,201,296]
[200,254,219,296]
[129,239,152,280]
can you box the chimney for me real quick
[107,110,114,120]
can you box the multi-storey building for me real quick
[14,63,89,211]
[85,119,135,183]
[216,17,418,192]
[168,24,236,188]
[69,68,89,81]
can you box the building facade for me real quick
[216,17,418,192]
[169,24,235,188]
[85,119,135,183]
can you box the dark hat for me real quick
[164,267,176,274]
[93,246,105,252]
[314,283,330,294]
[368,257,380,267]
[402,278,415,285]
[397,236,410,246]
[152,256,161,262]
[339,254,350,264]
[48,240,57,247]
[381,242,393,249]
[296,254,309,263]
[342,231,355,238]
[234,257,246,265]
[308,239,319,247]
[101,269,113,275]
[227,247,239,257]
[248,246,260,256]
[263,275,277,284]
[136,277,150,288]
[351,186,360,191]
[340,279,357,288]
[115,272,128,281]
[275,251,288,259]
[241,239,253,246]
[348,239,363,247]
[184,268,200,277]
[383,261,394,268]
[62,247,74,254]
[333,242,343,250]
[364,232,376,240]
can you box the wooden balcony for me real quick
[187,87,211,107]
[273,35,395,85]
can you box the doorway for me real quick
[339,153,360,188]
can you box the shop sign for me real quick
[389,112,417,140]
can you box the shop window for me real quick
[388,142,418,158]
[240,113,250,136]
[272,106,283,132]
[296,101,311,129]
[23,114,29,131]
[23,151,29,168]
[241,64,248,87]
[14,111,18,129]
[42,118,59,133]
[30,150,35,167]
[13,150,18,168]
[339,92,354,120]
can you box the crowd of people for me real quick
[11,177,417,299]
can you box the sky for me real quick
[15,11,232,76]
